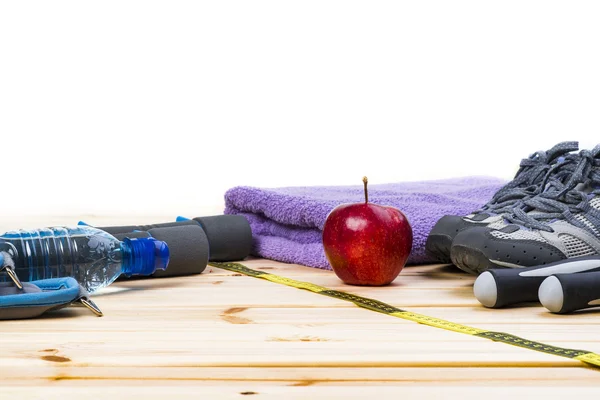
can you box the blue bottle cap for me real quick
[122,237,170,276]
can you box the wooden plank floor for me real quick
[1,215,600,398]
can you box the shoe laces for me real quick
[503,146,600,232]
[476,141,579,215]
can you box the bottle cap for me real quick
[122,237,169,276]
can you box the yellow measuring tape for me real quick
[209,262,600,370]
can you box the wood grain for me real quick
[1,216,600,399]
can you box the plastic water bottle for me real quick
[0,226,169,293]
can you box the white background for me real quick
[0,1,598,219]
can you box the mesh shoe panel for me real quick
[559,234,596,258]
[574,214,600,237]
[490,229,549,243]
[590,197,600,210]
[487,219,509,230]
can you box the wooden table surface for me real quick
[1,215,600,398]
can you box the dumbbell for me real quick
[473,255,600,308]
[81,215,253,278]
[538,271,600,314]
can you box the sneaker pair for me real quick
[425,141,579,263]
[427,141,600,274]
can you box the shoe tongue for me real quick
[575,182,593,193]
[572,179,600,194]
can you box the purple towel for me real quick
[224,177,506,269]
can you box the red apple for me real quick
[322,177,413,286]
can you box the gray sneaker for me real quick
[451,145,600,274]
[425,141,579,263]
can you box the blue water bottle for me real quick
[0,226,169,293]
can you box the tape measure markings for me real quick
[209,262,600,370]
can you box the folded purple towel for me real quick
[224,177,506,269]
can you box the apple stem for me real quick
[363,176,368,203]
